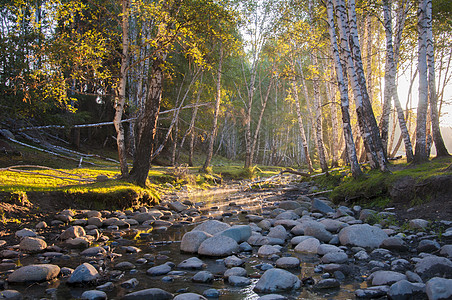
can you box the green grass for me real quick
[325,157,452,204]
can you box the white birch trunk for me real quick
[327,0,362,178]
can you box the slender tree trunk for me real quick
[327,0,362,178]
[426,0,449,157]
[203,43,223,171]
[113,0,130,177]
[346,0,388,171]
[327,81,339,168]
[244,64,257,169]
[250,78,273,165]
[414,0,429,163]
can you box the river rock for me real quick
[192,271,213,283]
[88,217,103,227]
[81,247,107,257]
[81,290,107,300]
[19,237,47,252]
[203,289,220,298]
[35,221,47,230]
[121,288,172,300]
[321,251,348,264]
[198,235,238,257]
[409,219,429,230]
[173,293,206,300]
[381,236,408,252]
[224,255,244,267]
[66,237,90,248]
[258,245,281,257]
[355,286,389,298]
[267,225,288,240]
[302,221,332,242]
[369,270,407,286]
[254,268,301,293]
[60,226,86,240]
[278,201,301,210]
[426,277,452,300]
[168,201,189,212]
[8,264,60,283]
[15,228,36,239]
[180,231,212,253]
[194,220,230,235]
[216,225,252,242]
[387,280,426,300]
[275,211,299,220]
[85,210,102,218]
[314,278,340,289]
[68,263,99,284]
[418,239,440,253]
[290,224,305,236]
[224,267,247,278]
[257,220,272,231]
[414,255,452,280]
[294,237,320,254]
[228,275,251,286]
[121,278,139,289]
[338,224,388,249]
[257,295,286,300]
[0,290,22,300]
[440,245,452,258]
[177,257,205,270]
[115,262,136,271]
[275,257,300,269]
[311,198,334,214]
[320,219,348,233]
[317,244,343,255]
[146,262,173,276]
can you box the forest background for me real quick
[0,0,451,187]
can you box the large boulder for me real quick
[216,225,251,243]
[426,277,452,300]
[388,280,426,300]
[198,235,238,257]
[311,198,334,214]
[193,220,230,235]
[180,231,212,253]
[8,264,60,283]
[254,268,301,293]
[338,224,388,249]
[414,255,452,281]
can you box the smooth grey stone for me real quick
[369,271,407,286]
[115,261,136,271]
[81,290,107,300]
[339,224,388,249]
[224,255,244,268]
[198,235,239,257]
[417,240,440,253]
[96,282,114,291]
[0,290,22,300]
[267,225,288,240]
[180,231,212,253]
[254,268,301,293]
[311,198,334,214]
[290,236,313,245]
[354,250,370,260]
[60,226,86,240]
[294,237,320,254]
[192,271,213,283]
[173,293,207,300]
[275,211,299,220]
[177,257,205,270]
[257,220,272,231]
[440,245,452,258]
[121,288,172,300]
[81,247,107,257]
[216,225,251,243]
[15,228,37,239]
[320,219,348,233]
[409,219,429,230]
[168,201,189,212]
[317,244,343,256]
[146,262,173,276]
[275,257,300,269]
[414,255,452,280]
[314,278,340,289]
[381,236,408,252]
[258,294,286,300]
[388,280,426,300]
[228,275,250,286]
[302,221,332,242]
[202,289,220,298]
[426,277,452,300]
[321,252,348,264]
[391,259,411,272]
[355,286,389,298]
[278,201,301,210]
[193,220,230,235]
[258,245,281,257]
[8,264,60,283]
[68,263,99,284]
[224,267,247,278]
[239,242,252,252]
[19,237,47,252]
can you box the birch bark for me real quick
[326,0,362,178]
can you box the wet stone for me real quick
[314,278,340,289]
[192,271,214,283]
[228,275,251,286]
[81,290,107,300]
[68,263,99,284]
[224,267,247,278]
[120,278,139,289]
[177,257,205,270]
[0,290,22,300]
